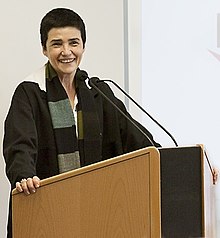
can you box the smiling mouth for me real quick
[59,58,75,63]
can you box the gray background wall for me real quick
[2,0,219,237]
[141,0,220,236]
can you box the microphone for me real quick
[76,69,89,81]
[88,77,156,147]
[88,76,219,185]
[91,78,178,147]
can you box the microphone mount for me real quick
[89,78,156,147]
[97,79,178,147]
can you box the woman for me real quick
[3,8,160,238]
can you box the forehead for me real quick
[47,27,82,40]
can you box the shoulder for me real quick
[23,65,46,91]
[13,66,46,95]
[91,81,127,112]
[12,66,46,101]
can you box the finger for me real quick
[213,168,219,185]
[26,178,36,194]
[33,176,41,188]
[214,172,218,184]
[15,182,23,193]
[20,179,30,195]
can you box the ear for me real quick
[42,47,48,57]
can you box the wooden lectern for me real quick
[12,147,161,238]
[12,145,215,238]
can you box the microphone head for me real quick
[76,69,88,81]
[88,77,100,87]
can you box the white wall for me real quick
[142,0,220,236]
[4,0,217,237]
[126,0,142,119]
[0,1,125,236]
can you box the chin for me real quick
[61,67,76,74]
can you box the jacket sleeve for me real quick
[3,83,38,188]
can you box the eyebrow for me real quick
[50,38,80,44]
[68,38,80,42]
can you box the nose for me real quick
[61,44,72,56]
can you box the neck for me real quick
[59,73,76,108]
[59,72,74,87]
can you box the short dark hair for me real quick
[40,8,86,49]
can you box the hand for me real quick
[16,176,40,195]
[213,168,219,185]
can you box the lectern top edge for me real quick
[12,146,159,196]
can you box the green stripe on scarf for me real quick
[48,99,75,129]
[77,110,83,139]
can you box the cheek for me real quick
[76,49,84,60]
[45,47,61,58]
[48,52,59,63]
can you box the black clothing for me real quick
[3,71,160,238]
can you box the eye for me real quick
[69,40,79,46]
[52,42,62,47]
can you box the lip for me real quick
[58,58,75,63]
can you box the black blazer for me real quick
[3,78,161,238]
[3,80,160,188]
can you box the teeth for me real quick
[59,59,74,63]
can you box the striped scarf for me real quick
[46,62,102,173]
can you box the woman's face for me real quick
[43,26,85,78]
